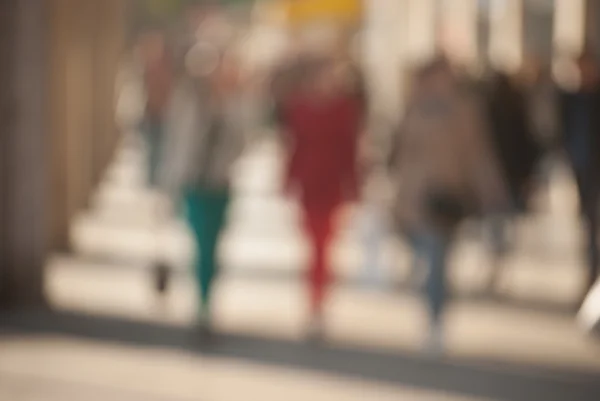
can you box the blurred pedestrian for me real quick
[558,50,600,304]
[140,31,174,188]
[521,59,560,210]
[279,57,364,340]
[521,58,559,151]
[160,41,248,331]
[334,60,390,287]
[486,71,540,213]
[138,30,175,294]
[484,71,541,289]
[391,57,508,354]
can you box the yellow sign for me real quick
[284,0,363,25]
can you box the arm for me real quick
[462,99,510,213]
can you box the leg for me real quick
[583,188,599,294]
[193,190,230,315]
[424,233,449,325]
[487,215,510,291]
[576,165,599,301]
[361,206,385,286]
[304,208,336,323]
[144,117,163,188]
[184,190,205,312]
[146,118,170,294]
[413,230,450,354]
[152,197,170,295]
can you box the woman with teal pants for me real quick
[160,41,247,329]
[184,187,230,319]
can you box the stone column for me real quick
[48,0,91,252]
[91,0,125,186]
[406,0,438,65]
[523,1,554,64]
[48,0,71,251]
[65,0,95,216]
[553,0,586,56]
[0,0,49,307]
[363,0,405,121]
[48,0,126,251]
[439,0,479,71]
[488,0,524,73]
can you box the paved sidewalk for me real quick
[45,256,600,372]
[0,336,520,401]
[3,326,600,401]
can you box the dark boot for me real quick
[153,262,171,295]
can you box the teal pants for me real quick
[184,187,230,310]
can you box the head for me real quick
[577,50,599,89]
[185,41,220,79]
[139,31,168,63]
[303,57,337,97]
[415,57,455,96]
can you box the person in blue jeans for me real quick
[408,230,449,325]
[390,58,508,354]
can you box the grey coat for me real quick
[158,78,249,199]
[392,85,509,233]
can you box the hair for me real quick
[184,41,222,78]
[415,56,452,83]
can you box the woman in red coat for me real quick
[280,57,364,339]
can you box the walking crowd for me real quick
[133,7,600,355]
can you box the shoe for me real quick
[306,314,325,344]
[153,262,171,295]
[423,323,444,357]
[193,305,214,342]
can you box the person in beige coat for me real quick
[390,58,508,353]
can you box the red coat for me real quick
[283,93,362,212]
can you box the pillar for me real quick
[406,0,437,65]
[363,0,405,121]
[48,0,125,251]
[48,0,95,251]
[0,0,49,307]
[489,0,524,73]
[439,0,479,72]
[91,0,126,186]
[553,0,586,56]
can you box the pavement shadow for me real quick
[1,309,599,401]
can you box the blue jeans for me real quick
[141,116,164,187]
[408,230,450,324]
[487,215,510,257]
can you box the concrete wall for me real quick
[0,0,49,306]
[0,0,125,307]
[48,0,125,251]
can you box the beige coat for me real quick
[392,86,508,232]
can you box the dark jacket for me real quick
[486,73,541,210]
[559,85,600,174]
